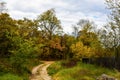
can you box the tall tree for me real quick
[106,0,120,69]
[36,9,62,40]
[75,19,97,46]
[77,19,94,32]
[17,18,39,39]
[72,26,79,38]
[71,19,103,59]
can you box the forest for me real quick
[0,0,120,80]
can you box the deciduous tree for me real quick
[36,9,62,40]
[105,0,120,69]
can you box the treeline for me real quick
[0,0,120,79]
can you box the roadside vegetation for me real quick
[48,61,120,80]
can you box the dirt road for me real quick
[30,61,53,80]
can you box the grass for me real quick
[0,73,23,80]
[48,61,63,76]
[0,58,41,80]
[48,61,120,80]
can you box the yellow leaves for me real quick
[71,41,94,59]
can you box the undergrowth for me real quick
[48,61,120,80]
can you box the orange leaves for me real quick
[49,37,64,51]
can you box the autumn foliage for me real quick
[0,0,120,78]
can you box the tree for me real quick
[105,0,120,47]
[35,9,63,60]
[73,19,96,38]
[72,26,79,38]
[106,0,120,69]
[36,9,62,40]
[62,34,76,59]
[0,13,18,57]
[75,19,98,46]
[17,18,39,39]
[0,2,7,13]
[77,19,94,33]
[71,41,93,59]
[71,19,103,59]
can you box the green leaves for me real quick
[37,9,62,40]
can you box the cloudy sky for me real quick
[1,0,109,33]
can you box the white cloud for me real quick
[9,10,37,19]
[2,0,109,33]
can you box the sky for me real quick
[1,0,109,33]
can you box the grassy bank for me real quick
[48,61,120,80]
[0,59,41,80]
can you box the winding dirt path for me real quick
[30,61,54,80]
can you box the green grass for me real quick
[48,61,63,76]
[0,73,23,80]
[48,61,120,80]
[0,58,41,80]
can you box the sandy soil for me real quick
[30,61,53,80]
